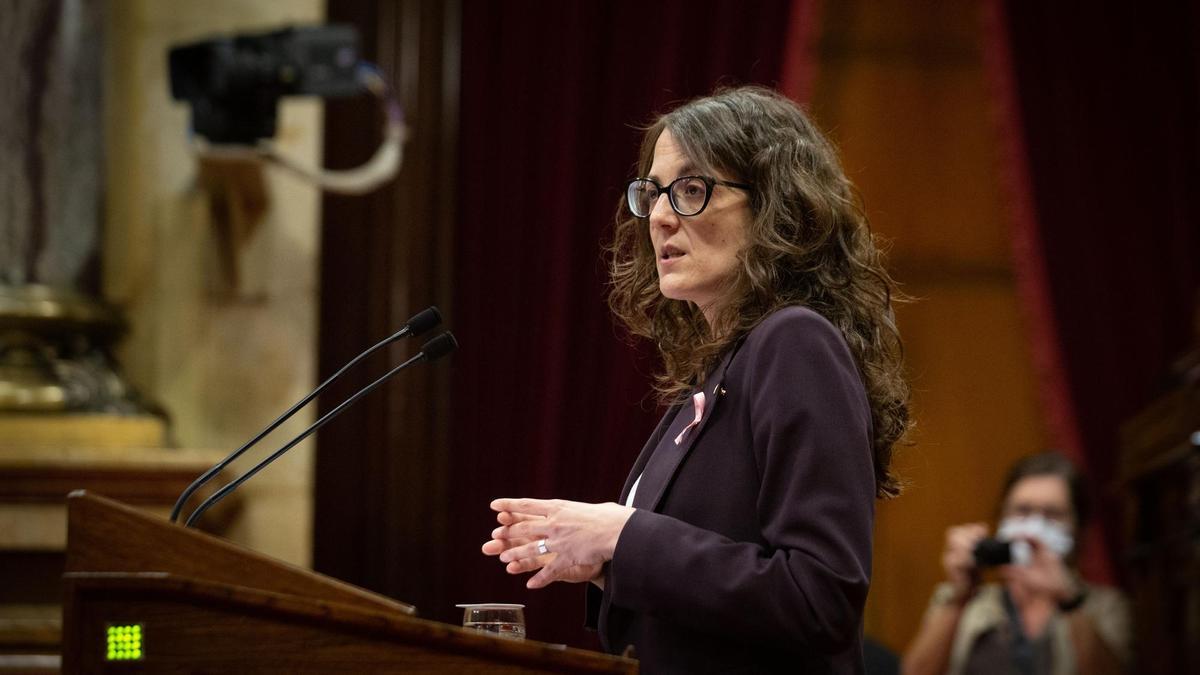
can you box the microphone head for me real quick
[420,332,458,361]
[406,306,443,337]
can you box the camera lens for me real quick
[973,538,1012,567]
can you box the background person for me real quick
[902,451,1131,675]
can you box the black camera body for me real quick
[169,25,362,144]
[973,538,1013,567]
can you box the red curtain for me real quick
[447,0,817,648]
[982,0,1200,584]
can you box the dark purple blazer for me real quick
[587,306,876,674]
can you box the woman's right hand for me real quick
[941,522,988,604]
[481,509,604,586]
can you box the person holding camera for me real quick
[902,452,1130,675]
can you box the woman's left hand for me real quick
[481,498,635,589]
[1001,537,1078,603]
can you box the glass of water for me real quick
[456,603,526,640]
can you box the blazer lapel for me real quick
[632,348,737,512]
[618,404,680,504]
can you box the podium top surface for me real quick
[65,490,413,615]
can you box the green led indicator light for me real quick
[105,624,144,661]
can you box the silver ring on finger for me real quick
[536,539,549,555]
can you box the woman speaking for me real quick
[482,86,909,674]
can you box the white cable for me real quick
[192,64,407,196]
[258,118,405,195]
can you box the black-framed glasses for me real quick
[625,175,753,218]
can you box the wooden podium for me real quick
[62,492,636,673]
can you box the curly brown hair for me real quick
[608,86,910,498]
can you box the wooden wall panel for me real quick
[810,0,1048,652]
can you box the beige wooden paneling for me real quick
[104,0,325,568]
[811,0,1048,652]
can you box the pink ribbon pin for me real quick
[674,391,706,445]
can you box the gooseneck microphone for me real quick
[169,306,443,524]
[183,331,458,528]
